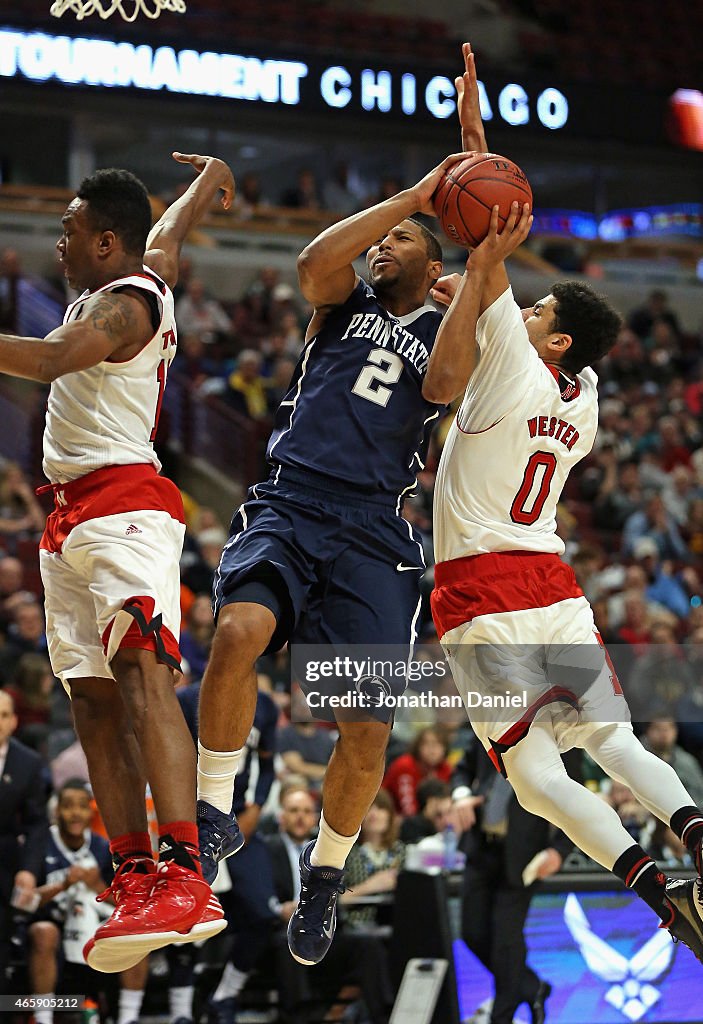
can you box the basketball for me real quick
[432,153,533,248]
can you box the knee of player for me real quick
[70,678,121,725]
[29,920,60,953]
[336,720,391,767]
[508,769,550,816]
[214,602,277,664]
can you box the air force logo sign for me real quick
[563,894,675,1022]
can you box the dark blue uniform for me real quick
[215,279,442,654]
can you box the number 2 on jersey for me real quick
[352,349,404,407]
[510,451,557,525]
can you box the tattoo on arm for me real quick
[86,293,138,341]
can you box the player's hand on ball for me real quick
[411,153,477,217]
[172,152,235,210]
[469,201,533,270]
[430,273,463,307]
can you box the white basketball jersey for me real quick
[433,287,598,563]
[43,269,177,484]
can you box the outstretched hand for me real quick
[410,152,477,217]
[172,152,235,210]
[456,42,487,153]
[469,201,533,271]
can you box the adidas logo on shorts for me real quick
[125,524,143,535]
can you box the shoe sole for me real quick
[85,916,227,973]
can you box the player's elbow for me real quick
[422,374,458,405]
[296,245,321,295]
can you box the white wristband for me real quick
[452,786,472,802]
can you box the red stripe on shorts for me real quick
[39,463,185,554]
[431,550,583,639]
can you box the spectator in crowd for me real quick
[627,621,695,721]
[642,817,692,867]
[4,653,54,752]
[382,726,453,816]
[179,595,215,682]
[605,780,649,843]
[224,350,270,421]
[630,537,692,620]
[400,778,453,843]
[0,557,28,632]
[280,168,323,210]
[662,464,696,525]
[0,689,48,993]
[181,525,227,597]
[0,598,48,678]
[451,737,572,1024]
[322,162,361,215]
[28,779,148,1024]
[593,453,644,532]
[233,171,269,217]
[265,786,394,1024]
[616,590,652,648]
[50,737,90,791]
[0,249,21,333]
[266,356,298,413]
[0,462,45,538]
[277,711,335,793]
[343,790,404,929]
[622,495,689,561]
[175,278,233,346]
[641,715,703,807]
[628,289,681,341]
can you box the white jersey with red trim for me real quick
[433,287,598,563]
[43,268,177,484]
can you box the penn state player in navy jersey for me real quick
[196,151,472,965]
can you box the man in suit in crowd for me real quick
[452,734,579,1024]
[264,786,394,1024]
[0,688,49,990]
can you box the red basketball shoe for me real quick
[85,860,225,973]
[84,859,157,973]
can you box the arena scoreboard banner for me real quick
[0,26,687,148]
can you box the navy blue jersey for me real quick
[232,690,278,815]
[178,682,277,816]
[267,279,442,503]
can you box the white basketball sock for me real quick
[310,812,360,869]
[197,742,243,814]
[212,963,248,1002]
[169,985,194,1022]
[117,987,144,1024]
[35,997,54,1024]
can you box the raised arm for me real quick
[144,152,235,289]
[297,153,471,332]
[0,289,153,383]
[423,203,532,404]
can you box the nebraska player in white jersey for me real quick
[0,153,234,971]
[426,42,703,965]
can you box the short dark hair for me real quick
[550,281,622,374]
[58,778,91,799]
[77,168,152,256]
[416,778,451,811]
[407,217,443,263]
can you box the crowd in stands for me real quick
[2,225,703,1020]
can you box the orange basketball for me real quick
[432,153,533,248]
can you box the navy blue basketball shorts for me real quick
[213,467,425,657]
